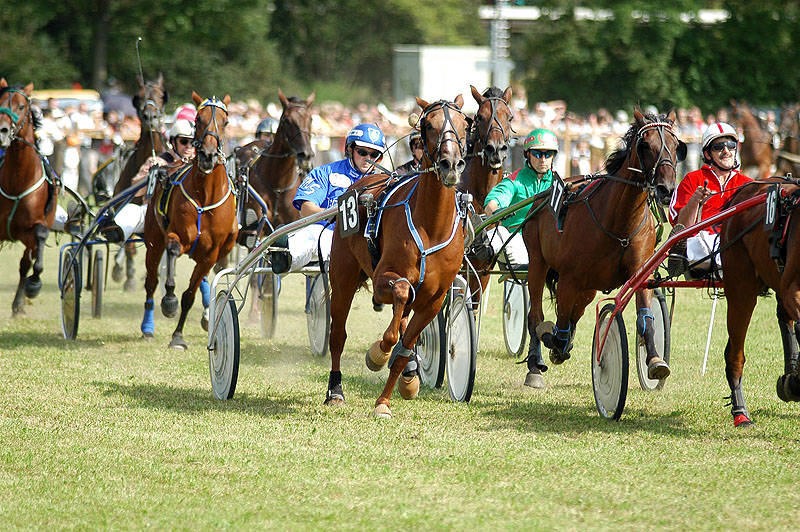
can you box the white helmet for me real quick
[169,118,194,139]
[701,122,737,151]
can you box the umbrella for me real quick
[101,92,137,118]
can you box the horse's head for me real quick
[631,108,685,205]
[133,73,168,131]
[0,79,33,149]
[415,94,469,187]
[470,85,513,169]
[277,89,315,172]
[192,91,230,173]
[779,103,800,140]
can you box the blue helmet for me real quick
[346,123,386,153]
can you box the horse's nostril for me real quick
[456,159,466,173]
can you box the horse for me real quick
[776,104,800,177]
[111,74,168,291]
[458,85,513,306]
[0,80,57,315]
[731,100,773,179]
[719,178,800,426]
[325,95,470,418]
[141,92,237,349]
[523,109,684,381]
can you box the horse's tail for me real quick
[545,268,558,301]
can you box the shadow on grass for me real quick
[0,329,109,349]
[94,381,299,417]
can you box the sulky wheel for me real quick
[445,276,477,402]
[209,292,240,400]
[91,248,104,319]
[592,303,629,420]
[60,248,82,340]
[415,307,446,388]
[502,279,528,358]
[635,288,671,391]
[259,270,280,338]
[306,272,330,358]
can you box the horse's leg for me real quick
[776,303,800,402]
[523,223,549,387]
[23,223,49,300]
[124,241,137,292]
[112,245,125,282]
[142,239,165,338]
[161,233,181,318]
[634,288,670,380]
[724,287,759,428]
[365,272,410,371]
[541,281,590,364]
[12,244,33,316]
[169,261,212,350]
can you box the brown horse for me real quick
[112,74,168,290]
[776,104,800,176]
[720,179,800,427]
[141,92,237,349]
[0,80,57,315]
[325,95,469,418]
[731,100,773,179]
[523,109,684,382]
[459,85,513,306]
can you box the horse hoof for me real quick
[776,374,800,402]
[141,332,154,340]
[23,277,42,299]
[169,336,187,350]
[535,321,556,345]
[12,304,25,316]
[201,308,210,331]
[373,403,391,419]
[324,390,345,406]
[365,341,390,372]
[524,370,545,389]
[548,349,570,365]
[647,357,671,380]
[398,374,420,400]
[124,278,138,292]
[733,413,754,428]
[161,295,179,318]
[112,264,123,283]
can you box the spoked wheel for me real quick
[60,248,82,340]
[445,276,477,402]
[636,288,671,391]
[259,271,280,338]
[306,272,330,357]
[502,280,528,357]
[592,303,629,420]
[415,307,446,388]
[91,248,104,319]
[209,292,240,400]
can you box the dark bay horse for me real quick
[720,179,800,426]
[326,95,469,418]
[112,74,168,290]
[731,100,773,179]
[141,92,237,349]
[459,85,513,305]
[0,80,57,315]
[776,104,800,176]
[523,109,684,379]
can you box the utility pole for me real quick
[490,0,512,89]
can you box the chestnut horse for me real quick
[776,104,800,177]
[0,80,57,315]
[141,92,237,349]
[459,85,513,305]
[719,178,800,426]
[112,74,168,290]
[325,95,469,418]
[731,100,773,179]
[523,110,684,379]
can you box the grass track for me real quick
[1,238,799,530]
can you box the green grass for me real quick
[1,238,799,530]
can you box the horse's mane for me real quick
[604,112,666,176]
[286,95,305,105]
[0,85,41,130]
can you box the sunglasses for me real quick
[710,140,737,152]
[529,149,556,159]
[355,147,382,159]
[176,138,192,146]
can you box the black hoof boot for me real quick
[23,276,42,299]
[324,385,345,405]
[169,333,187,350]
[161,294,179,318]
[777,374,800,402]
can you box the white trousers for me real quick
[486,226,528,267]
[52,204,68,232]
[114,203,147,241]
[686,230,721,270]
[286,224,333,272]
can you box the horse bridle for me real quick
[629,121,684,187]
[0,89,31,142]
[194,97,228,173]
[470,96,514,165]
[262,102,312,159]
[419,100,468,179]
[137,82,165,130]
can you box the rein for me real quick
[419,100,468,182]
[193,97,228,172]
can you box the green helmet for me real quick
[523,128,559,152]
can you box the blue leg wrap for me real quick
[200,277,210,308]
[636,308,654,336]
[141,299,155,334]
[555,323,571,340]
